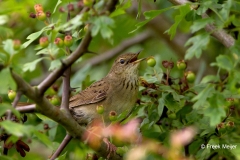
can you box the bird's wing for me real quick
[69,79,109,108]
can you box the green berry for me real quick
[8,90,16,101]
[49,96,60,106]
[39,36,49,48]
[36,11,46,21]
[177,60,187,70]
[13,39,21,50]
[185,71,195,83]
[116,147,128,156]
[147,57,156,67]
[112,138,125,147]
[54,38,64,47]
[64,35,73,47]
[109,111,117,122]
[168,113,177,119]
[96,105,104,114]
[81,12,89,21]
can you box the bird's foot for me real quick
[103,137,116,159]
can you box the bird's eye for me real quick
[120,59,125,64]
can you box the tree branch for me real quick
[16,105,36,113]
[50,134,72,160]
[73,30,152,71]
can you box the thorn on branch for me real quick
[50,134,72,160]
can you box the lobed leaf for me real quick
[185,33,210,60]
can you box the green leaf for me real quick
[215,55,234,71]
[0,103,11,117]
[204,93,226,126]
[53,0,62,14]
[219,0,232,21]
[130,7,172,33]
[0,15,8,25]
[49,59,61,71]
[70,64,92,88]
[36,48,49,55]
[185,33,210,59]
[205,106,226,126]
[0,155,13,160]
[159,85,182,101]
[35,113,53,122]
[201,75,219,83]
[186,111,201,123]
[48,121,58,140]
[165,4,191,39]
[91,16,115,40]
[0,26,13,40]
[136,0,142,19]
[0,120,31,137]
[57,14,83,31]
[0,103,20,118]
[164,93,180,111]
[176,104,192,119]
[189,139,205,154]
[100,26,114,40]
[110,0,131,17]
[185,10,201,21]
[231,37,240,56]
[191,18,214,33]
[195,146,211,160]
[33,129,53,148]
[192,84,215,109]
[55,152,67,160]
[230,144,240,160]
[23,57,48,72]
[2,39,15,55]
[157,93,166,117]
[22,25,52,48]
[0,68,16,94]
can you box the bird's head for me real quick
[109,51,145,76]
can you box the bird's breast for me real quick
[106,76,139,115]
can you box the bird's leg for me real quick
[103,137,117,159]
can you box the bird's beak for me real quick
[132,50,146,64]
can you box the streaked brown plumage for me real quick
[69,52,144,125]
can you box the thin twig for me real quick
[15,105,36,113]
[50,134,72,160]
[73,30,152,72]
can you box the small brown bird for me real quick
[69,52,145,125]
